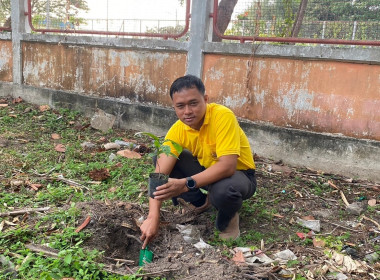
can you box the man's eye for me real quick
[190,102,198,106]
[176,105,184,109]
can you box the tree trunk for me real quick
[291,0,308,37]
[212,0,239,42]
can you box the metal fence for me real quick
[1,0,380,45]
[1,0,190,39]
[215,0,380,45]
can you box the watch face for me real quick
[186,177,196,189]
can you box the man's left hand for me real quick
[153,178,187,200]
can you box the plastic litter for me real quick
[296,217,321,232]
[273,249,297,262]
[176,224,212,250]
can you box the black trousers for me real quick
[164,150,257,231]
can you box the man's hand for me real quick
[140,215,160,249]
[153,178,188,201]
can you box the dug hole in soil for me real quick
[76,200,238,279]
[73,159,380,280]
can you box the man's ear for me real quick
[204,95,208,102]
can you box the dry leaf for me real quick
[313,238,325,248]
[108,186,117,193]
[273,213,284,218]
[117,149,142,159]
[51,133,61,140]
[12,97,23,104]
[301,215,315,221]
[29,184,43,191]
[55,144,66,153]
[368,199,376,206]
[39,105,50,112]
[89,168,110,181]
[232,250,246,265]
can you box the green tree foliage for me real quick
[1,0,89,27]
[308,0,380,21]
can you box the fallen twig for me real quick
[0,207,50,217]
[33,167,56,177]
[103,256,135,265]
[25,244,59,258]
[57,174,91,191]
[75,216,91,233]
[126,234,142,245]
[340,190,350,206]
[324,220,361,233]
[328,180,339,190]
[361,215,380,230]
[133,268,181,277]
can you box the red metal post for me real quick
[26,0,191,39]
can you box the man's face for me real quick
[172,87,208,130]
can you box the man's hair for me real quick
[169,75,205,99]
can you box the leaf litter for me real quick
[0,96,379,279]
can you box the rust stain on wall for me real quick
[22,42,186,106]
[0,40,13,82]
[203,54,380,140]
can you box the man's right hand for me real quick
[140,215,160,249]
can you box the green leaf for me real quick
[64,254,72,265]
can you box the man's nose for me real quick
[184,105,192,114]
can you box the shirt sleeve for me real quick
[215,111,241,158]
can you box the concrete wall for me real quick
[22,41,186,105]
[0,39,12,82]
[0,0,379,182]
[203,53,380,140]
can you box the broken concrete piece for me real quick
[273,249,297,262]
[233,248,273,265]
[312,209,333,219]
[296,217,321,232]
[104,143,121,150]
[90,109,116,133]
[346,202,367,216]
[364,252,379,263]
[116,149,141,159]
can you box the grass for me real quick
[0,99,379,280]
[0,102,153,279]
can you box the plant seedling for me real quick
[135,132,183,197]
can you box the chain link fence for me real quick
[222,0,380,41]
[1,0,189,39]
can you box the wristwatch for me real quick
[185,177,197,191]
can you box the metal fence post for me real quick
[11,0,30,85]
[186,0,212,78]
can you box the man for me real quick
[140,75,256,249]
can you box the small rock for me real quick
[312,209,333,219]
[108,153,117,162]
[364,252,379,263]
[327,272,348,280]
[114,140,136,148]
[90,109,116,133]
[273,249,297,261]
[104,143,121,150]
[81,142,96,149]
[346,202,367,216]
[11,180,24,187]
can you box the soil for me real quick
[75,158,380,280]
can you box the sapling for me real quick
[135,132,183,198]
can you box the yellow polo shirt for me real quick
[165,103,255,170]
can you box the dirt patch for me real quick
[75,158,380,280]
